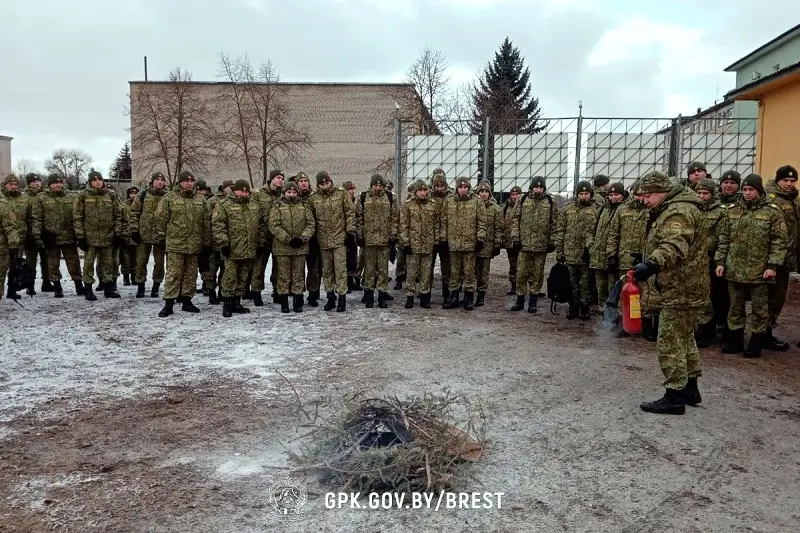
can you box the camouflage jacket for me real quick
[698,199,726,256]
[715,195,788,284]
[441,193,486,252]
[129,186,168,244]
[0,197,21,253]
[308,187,356,250]
[356,190,399,247]
[510,192,558,253]
[718,192,741,206]
[400,197,439,254]
[643,187,709,309]
[586,201,621,269]
[0,189,32,244]
[765,180,800,271]
[212,194,266,260]
[476,199,503,258]
[31,189,77,245]
[73,187,123,247]
[554,199,597,265]
[155,189,211,254]
[605,199,648,269]
[269,196,316,256]
[253,185,283,244]
[500,198,517,248]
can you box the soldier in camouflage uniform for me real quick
[154,170,211,317]
[430,171,453,300]
[554,180,597,320]
[509,176,558,313]
[400,180,438,309]
[270,181,316,313]
[685,161,707,191]
[0,193,20,303]
[23,173,53,292]
[73,171,124,301]
[501,185,522,295]
[117,186,139,286]
[293,172,322,306]
[250,170,284,306]
[202,179,233,305]
[308,171,356,312]
[718,170,741,205]
[31,174,83,297]
[130,172,168,298]
[592,174,610,207]
[212,180,266,317]
[474,180,503,307]
[587,182,626,310]
[715,174,787,358]
[356,174,398,308]
[441,177,486,311]
[764,165,799,351]
[633,171,709,415]
[393,182,416,290]
[2,174,32,299]
[343,180,363,292]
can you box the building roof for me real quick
[725,60,800,100]
[128,80,415,87]
[724,23,800,72]
[0,135,13,141]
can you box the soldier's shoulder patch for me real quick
[780,221,787,231]
[767,203,780,210]
[769,193,776,199]
[668,221,683,230]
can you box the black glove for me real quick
[492,247,501,257]
[346,232,357,248]
[113,235,127,248]
[357,236,365,248]
[607,255,619,271]
[197,252,210,272]
[77,238,88,252]
[256,246,265,255]
[512,241,523,251]
[131,231,142,245]
[289,237,303,249]
[221,245,231,258]
[556,253,566,263]
[475,241,485,252]
[581,247,590,264]
[42,230,57,248]
[634,260,659,282]
[546,244,555,253]
[403,245,412,255]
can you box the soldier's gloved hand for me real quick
[221,245,231,258]
[403,245,412,255]
[606,255,619,271]
[556,253,566,263]
[581,247,590,264]
[77,238,88,252]
[512,241,523,251]
[289,237,303,249]
[113,235,127,248]
[492,247,501,257]
[131,232,142,245]
[634,260,659,282]
[475,241,485,252]
[546,244,555,253]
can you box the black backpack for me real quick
[546,262,572,314]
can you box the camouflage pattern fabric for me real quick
[155,189,211,255]
[406,253,433,296]
[46,245,82,282]
[554,200,596,265]
[568,264,591,305]
[201,250,224,291]
[212,195,265,260]
[0,198,21,254]
[586,202,620,269]
[476,256,492,292]
[506,248,519,283]
[83,246,115,284]
[321,246,347,295]
[441,193,485,252]
[605,199,648,269]
[768,268,790,327]
[220,258,253,298]
[449,251,476,292]
[394,246,406,279]
[25,246,48,282]
[73,188,122,247]
[516,251,547,296]
[657,308,702,390]
[163,252,198,299]
[31,188,77,245]
[400,197,439,253]
[276,255,306,295]
[765,180,799,271]
[728,281,769,333]
[308,187,356,250]
[135,243,166,284]
[593,269,615,305]
[476,199,503,259]
[306,242,322,292]
[0,253,7,300]
[430,245,450,290]
[251,249,273,292]
[362,246,390,291]
[128,187,167,244]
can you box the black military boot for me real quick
[293,294,303,313]
[232,296,251,314]
[444,291,459,309]
[103,282,121,299]
[158,299,175,317]
[717,323,730,344]
[26,285,36,296]
[420,293,431,309]
[579,304,590,320]
[462,291,474,311]
[84,284,97,301]
[506,280,516,296]
[53,281,63,298]
[208,288,220,305]
[217,286,223,304]
[150,281,161,298]
[474,291,485,307]
[198,281,206,295]
[222,297,233,318]
[405,295,414,309]
[393,275,405,290]
[336,294,346,312]
[122,274,131,286]
[272,291,280,304]
[721,328,745,354]
[684,377,702,406]
[384,292,394,301]
[762,327,789,352]
[280,295,291,314]
[323,292,337,311]
[642,316,658,342]
[6,284,20,300]
[364,289,375,308]
[353,277,363,291]
[640,388,686,415]
[346,275,355,294]
[307,290,319,307]
[510,295,525,311]
[252,292,264,307]
[528,294,538,314]
[74,280,84,296]
[242,289,254,300]
[378,291,390,308]
[41,280,55,292]
[179,296,199,313]
[442,287,450,303]
[743,332,762,358]
[566,301,579,320]
[135,283,146,298]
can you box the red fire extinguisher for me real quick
[620,269,642,334]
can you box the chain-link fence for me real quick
[392,111,757,201]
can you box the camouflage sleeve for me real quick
[554,207,566,256]
[30,195,43,241]
[211,202,228,249]
[257,208,268,247]
[476,200,487,243]
[714,212,730,267]
[390,197,399,240]
[585,208,601,250]
[605,208,621,259]
[648,208,696,271]
[493,208,504,248]
[129,195,143,233]
[355,196,363,238]
[301,204,315,242]
[439,199,447,243]
[509,200,521,242]
[343,192,356,234]
[548,199,559,247]
[399,203,409,247]
[268,205,286,244]
[73,194,85,240]
[154,195,169,242]
[203,201,212,249]
[113,197,124,237]
[767,208,788,270]
[2,207,21,249]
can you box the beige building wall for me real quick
[0,136,12,176]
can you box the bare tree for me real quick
[14,158,40,178]
[217,53,311,187]
[406,47,451,124]
[45,148,93,189]
[128,67,220,186]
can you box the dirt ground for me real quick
[2,255,800,533]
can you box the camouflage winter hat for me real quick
[510,185,523,194]
[431,167,446,179]
[530,176,546,190]
[413,179,429,191]
[25,173,41,185]
[776,165,798,182]
[719,169,741,186]
[268,169,285,183]
[282,181,299,194]
[47,173,64,186]
[370,173,385,187]
[636,171,671,194]
[295,171,309,182]
[233,179,250,192]
[221,179,234,190]
[431,173,448,187]
[455,176,470,190]
[608,182,627,196]
[177,170,195,183]
[593,174,610,187]
[687,161,706,175]
[475,180,492,193]
[741,173,764,195]
[126,186,139,196]
[2,174,19,186]
[694,178,716,194]
[195,179,208,191]
[316,171,331,185]
[343,180,355,190]
[150,171,166,184]
[575,180,594,196]
[88,170,103,182]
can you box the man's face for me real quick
[4,182,19,193]
[595,184,608,192]
[689,169,706,183]
[29,180,42,190]
[128,191,137,201]
[416,188,428,199]
[223,186,233,195]
[50,181,65,192]
[298,178,310,190]
[285,188,298,198]
[778,177,797,194]
[234,189,249,198]
[720,180,738,195]
[532,186,544,195]
[347,188,355,199]
[434,183,445,194]
[478,190,490,200]
[318,179,332,191]
[510,191,520,202]
[641,191,666,208]
[153,176,166,189]
[180,179,194,191]
[741,185,759,202]
[577,191,591,202]
[372,184,383,193]
[697,190,713,202]
[608,192,624,204]
[90,178,103,189]
[457,184,469,196]
[272,176,284,189]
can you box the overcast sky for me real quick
[2,0,798,177]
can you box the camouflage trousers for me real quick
[201,250,224,291]
[276,255,306,295]
[516,251,547,296]
[506,248,519,283]
[26,243,49,282]
[355,246,365,277]
[251,247,275,293]
[363,246,390,292]
[46,244,82,282]
[164,252,198,300]
[448,251,476,292]
[306,239,322,292]
[0,253,8,300]
[135,242,166,284]
[657,308,702,390]
[728,281,769,333]
[431,244,451,290]
[119,244,136,276]
[346,240,359,275]
[321,246,347,295]
[83,246,115,284]
[220,258,252,298]
[567,264,591,305]
[767,267,790,328]
[394,246,406,279]
[406,253,433,296]
[476,256,492,292]
[593,268,617,305]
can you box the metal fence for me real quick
[392,109,757,200]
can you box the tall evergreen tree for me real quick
[109,142,132,182]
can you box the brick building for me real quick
[128,81,424,192]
